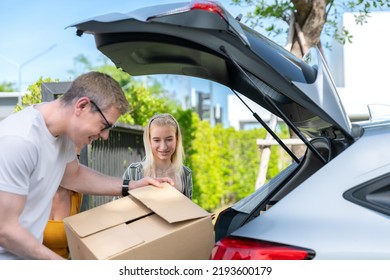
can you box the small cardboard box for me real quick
[64,183,214,260]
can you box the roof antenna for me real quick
[235,13,243,21]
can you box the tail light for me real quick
[190,0,225,18]
[148,0,226,21]
[211,236,315,260]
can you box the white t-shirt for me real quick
[0,105,75,259]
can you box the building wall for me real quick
[0,92,20,121]
[329,12,390,120]
[228,94,271,130]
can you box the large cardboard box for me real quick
[64,183,214,260]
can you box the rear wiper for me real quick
[220,45,327,164]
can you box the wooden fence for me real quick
[79,124,145,210]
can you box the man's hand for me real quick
[129,176,175,190]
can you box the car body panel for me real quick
[231,120,390,259]
[294,48,352,137]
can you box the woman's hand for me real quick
[129,176,174,190]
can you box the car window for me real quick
[344,173,390,216]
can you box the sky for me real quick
[2,0,390,119]
[0,0,248,91]
[329,11,390,119]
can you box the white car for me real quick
[70,0,390,259]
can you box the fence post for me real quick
[255,114,277,189]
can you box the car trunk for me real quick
[69,0,359,241]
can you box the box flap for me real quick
[64,196,152,237]
[83,223,144,259]
[129,183,210,223]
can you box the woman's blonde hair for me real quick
[142,113,184,178]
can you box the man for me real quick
[0,71,173,259]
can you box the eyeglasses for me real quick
[90,100,114,131]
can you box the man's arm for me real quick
[0,191,64,260]
[60,159,174,196]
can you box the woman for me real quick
[43,151,83,259]
[43,187,82,259]
[123,113,193,199]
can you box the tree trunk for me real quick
[290,0,328,58]
[287,0,328,159]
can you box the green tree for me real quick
[190,117,287,212]
[0,81,16,92]
[191,120,228,211]
[14,77,56,112]
[266,124,290,178]
[232,0,390,57]
[230,128,265,199]
[118,78,180,126]
[174,109,197,166]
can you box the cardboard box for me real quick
[64,183,214,260]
